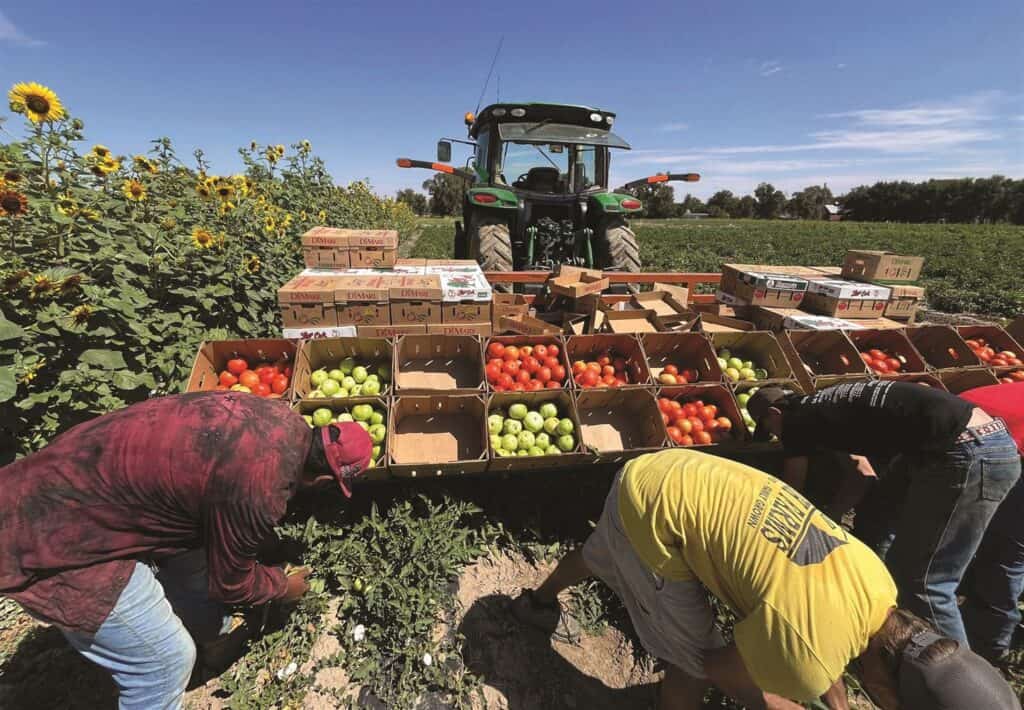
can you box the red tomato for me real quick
[679,434,694,447]
[693,400,705,409]
[681,369,699,383]
[1009,370,1024,382]
[498,373,514,389]
[1007,358,1022,367]
[694,431,713,446]
[526,379,544,391]
[503,346,520,361]
[860,353,874,365]
[520,346,533,358]
[602,365,616,377]
[716,417,732,432]
[990,357,1008,367]
[493,385,507,392]
[658,397,674,414]
[488,357,504,369]
[700,405,718,421]
[537,367,552,383]
[486,362,502,383]
[872,359,891,373]
[581,370,600,388]
[597,354,612,367]
[587,362,602,374]
[544,356,560,370]
[669,400,683,412]
[545,380,561,389]
[511,382,526,392]
[238,370,260,389]
[547,344,560,358]
[999,351,1018,359]
[533,344,548,359]
[614,377,628,386]
[666,426,683,444]
[215,384,228,391]
[271,374,289,394]
[682,403,698,418]
[523,356,541,374]
[487,342,505,359]
[979,347,994,362]
[502,360,521,376]
[516,370,532,385]
[219,371,238,387]
[602,373,617,386]
[885,358,901,372]
[227,358,248,375]
[253,382,271,397]
[868,349,887,361]
[663,364,679,376]
[552,365,566,382]
[258,368,276,385]
[677,417,694,434]
[689,417,705,433]
[661,412,671,426]
[572,360,587,375]
[965,339,981,350]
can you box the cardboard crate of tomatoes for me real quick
[484,338,570,392]
[186,339,296,399]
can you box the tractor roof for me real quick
[469,103,617,138]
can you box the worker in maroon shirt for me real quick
[0,391,372,710]
[959,382,1024,665]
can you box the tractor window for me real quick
[475,128,490,179]
[500,142,569,193]
[574,146,598,189]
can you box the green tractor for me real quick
[397,102,699,277]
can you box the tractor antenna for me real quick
[474,36,504,115]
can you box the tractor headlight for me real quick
[589,113,602,122]
[510,108,526,117]
[606,116,614,125]
[491,108,507,117]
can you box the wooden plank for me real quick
[483,271,719,304]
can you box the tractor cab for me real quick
[396,101,698,277]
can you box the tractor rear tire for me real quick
[596,221,641,273]
[470,219,513,292]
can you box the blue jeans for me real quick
[61,551,229,710]
[962,473,1024,659]
[879,429,1021,644]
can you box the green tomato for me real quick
[328,369,345,382]
[370,411,384,426]
[557,434,575,452]
[517,431,536,451]
[368,424,386,444]
[339,357,356,375]
[543,417,560,435]
[535,432,551,449]
[717,357,728,369]
[320,378,341,396]
[361,379,381,396]
[508,403,528,420]
[376,363,392,381]
[356,421,369,431]
[727,357,745,372]
[352,366,368,384]
[349,384,363,396]
[736,393,751,407]
[500,434,519,452]
[311,408,333,427]
[490,434,503,450]
[739,368,757,381]
[342,376,357,391]
[546,445,561,455]
[488,414,505,435]
[310,369,329,387]
[338,412,354,423]
[302,415,314,428]
[557,418,574,435]
[503,419,522,436]
[352,404,373,422]
[538,403,559,420]
[371,445,381,460]
[527,446,545,457]
[717,348,731,360]
[523,411,544,433]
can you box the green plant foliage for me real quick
[0,84,416,461]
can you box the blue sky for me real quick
[2,0,1021,200]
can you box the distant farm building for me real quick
[824,204,845,221]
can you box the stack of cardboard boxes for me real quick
[278,228,494,339]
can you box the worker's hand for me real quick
[849,454,878,479]
[281,566,311,603]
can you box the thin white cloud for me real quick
[0,10,43,46]
[821,92,1000,127]
[660,122,689,132]
[759,60,782,77]
[836,63,847,70]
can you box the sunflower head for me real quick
[57,193,78,216]
[300,139,312,153]
[29,274,53,300]
[91,145,111,158]
[218,201,235,216]
[8,82,65,123]
[60,273,83,294]
[214,181,235,201]
[133,155,158,174]
[317,209,327,222]
[81,208,101,222]
[122,179,147,202]
[191,227,217,249]
[263,216,277,234]
[68,304,93,326]
[90,155,121,177]
[244,255,261,274]
[2,269,30,292]
[264,147,279,164]
[0,190,29,217]
[195,183,211,199]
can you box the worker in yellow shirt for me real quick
[511,449,1019,710]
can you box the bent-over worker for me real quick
[511,449,1018,710]
[0,391,371,710]
[747,380,1021,645]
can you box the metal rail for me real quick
[483,271,721,303]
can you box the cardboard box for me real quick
[956,325,1024,357]
[905,325,983,370]
[426,262,493,302]
[751,307,806,332]
[388,394,488,477]
[802,280,891,318]
[708,331,798,387]
[394,334,485,393]
[575,388,667,463]
[697,312,755,333]
[426,322,492,338]
[548,266,609,299]
[782,314,866,330]
[484,335,571,390]
[847,329,928,375]
[720,265,809,308]
[885,285,926,321]
[840,317,905,330]
[334,274,391,327]
[278,273,343,328]
[185,339,297,398]
[301,227,351,269]
[938,368,999,394]
[658,384,750,446]
[641,332,724,384]
[565,334,652,387]
[785,330,870,381]
[443,302,491,323]
[389,275,443,325]
[1007,317,1024,345]
[499,314,564,336]
[487,390,585,470]
[356,324,426,338]
[842,250,924,283]
[492,293,531,328]
[630,283,690,318]
[653,311,702,334]
[283,325,357,340]
[394,258,427,269]
[348,230,398,269]
[601,309,660,334]
[809,265,844,278]
[291,337,393,401]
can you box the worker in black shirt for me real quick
[747,381,1021,648]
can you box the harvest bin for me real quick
[292,397,390,480]
[641,333,724,385]
[394,334,485,393]
[905,325,982,370]
[784,330,870,389]
[847,329,927,376]
[938,368,999,394]
[292,337,393,402]
[186,339,297,400]
[484,335,572,391]
[956,325,1024,358]
[388,394,488,477]
[658,384,750,449]
[708,331,799,391]
[487,390,585,471]
[574,388,666,465]
[565,334,652,388]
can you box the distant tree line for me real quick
[401,174,1024,223]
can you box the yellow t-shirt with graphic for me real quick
[617,449,896,701]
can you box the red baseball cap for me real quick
[320,422,372,497]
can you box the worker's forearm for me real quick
[820,677,850,710]
[781,456,809,491]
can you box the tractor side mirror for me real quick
[436,140,452,163]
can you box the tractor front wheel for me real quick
[595,220,641,273]
[469,218,513,291]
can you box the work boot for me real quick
[508,588,581,644]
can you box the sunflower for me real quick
[244,255,261,274]
[91,145,111,158]
[300,139,311,153]
[3,170,21,183]
[8,82,65,123]
[133,155,158,174]
[263,216,277,234]
[90,155,121,177]
[122,179,147,202]
[191,227,217,249]
[214,180,235,202]
[0,189,29,217]
[264,147,279,164]
[299,210,309,221]
[195,182,211,199]
[29,274,53,300]
[81,209,101,222]
[56,192,78,216]
[59,273,83,294]
[317,209,327,222]
[231,174,249,198]
[218,201,235,216]
[68,304,93,326]
[281,213,293,228]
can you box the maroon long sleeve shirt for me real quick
[0,392,311,634]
